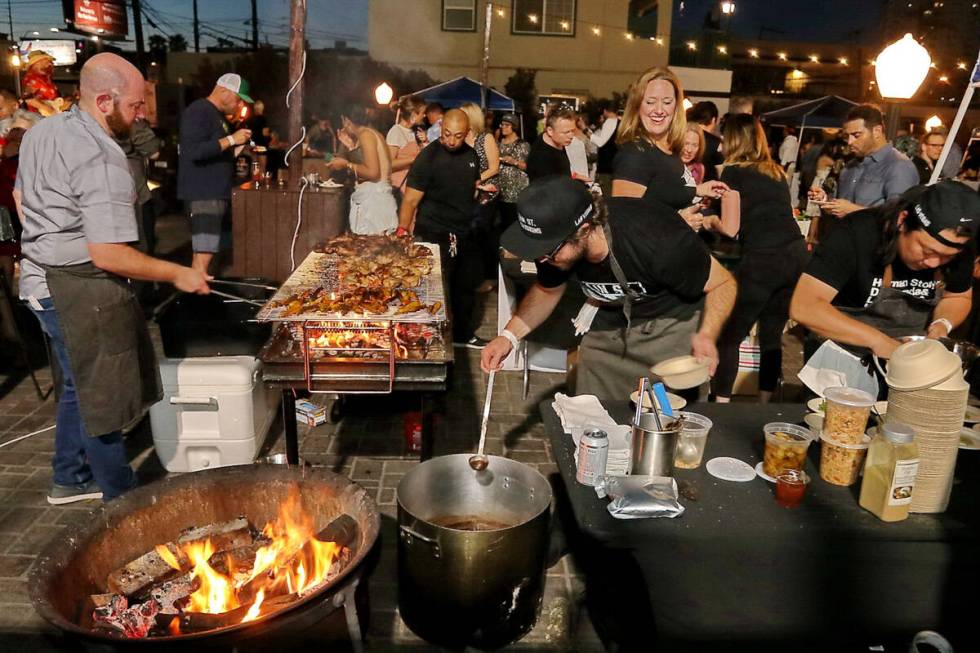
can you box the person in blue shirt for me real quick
[808,104,919,218]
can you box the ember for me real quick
[87,490,354,638]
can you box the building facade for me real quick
[368,0,728,104]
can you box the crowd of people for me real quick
[3,49,980,506]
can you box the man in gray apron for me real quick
[791,181,980,396]
[14,53,210,504]
[481,176,737,399]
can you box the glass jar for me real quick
[858,422,919,522]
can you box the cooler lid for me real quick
[160,356,261,390]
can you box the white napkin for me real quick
[554,393,632,475]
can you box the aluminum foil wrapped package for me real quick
[598,475,685,520]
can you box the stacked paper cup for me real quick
[885,340,966,513]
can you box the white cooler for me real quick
[149,356,280,472]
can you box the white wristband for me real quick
[226,135,235,148]
[930,318,953,335]
[501,329,521,351]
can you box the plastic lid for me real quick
[820,431,872,449]
[882,422,915,444]
[823,386,875,408]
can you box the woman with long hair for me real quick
[387,95,427,200]
[612,66,728,230]
[680,123,705,185]
[327,105,397,233]
[704,114,808,403]
[459,101,501,291]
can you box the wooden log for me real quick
[107,519,254,597]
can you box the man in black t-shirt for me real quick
[687,101,723,181]
[526,105,575,181]
[398,109,484,347]
[791,181,980,360]
[483,176,737,399]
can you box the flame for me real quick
[163,488,343,623]
[240,589,264,623]
[168,616,181,636]
[155,544,182,571]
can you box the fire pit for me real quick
[28,464,379,649]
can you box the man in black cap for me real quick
[791,181,980,366]
[481,176,737,399]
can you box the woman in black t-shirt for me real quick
[704,114,808,403]
[611,67,728,230]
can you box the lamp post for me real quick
[874,33,931,139]
[374,82,393,106]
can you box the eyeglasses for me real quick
[541,238,568,261]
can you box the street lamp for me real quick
[875,33,931,139]
[924,115,943,131]
[721,1,736,14]
[374,82,393,106]
[875,34,931,99]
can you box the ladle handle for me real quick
[476,370,495,457]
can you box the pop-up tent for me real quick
[406,76,516,111]
[761,95,859,129]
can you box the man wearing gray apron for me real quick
[481,176,737,399]
[14,54,209,504]
[790,181,979,396]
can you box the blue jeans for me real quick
[29,297,136,500]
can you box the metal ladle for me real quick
[469,369,495,471]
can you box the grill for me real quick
[255,235,453,461]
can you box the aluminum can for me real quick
[576,427,609,486]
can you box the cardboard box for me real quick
[296,399,327,426]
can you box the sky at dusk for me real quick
[672,0,883,43]
[10,1,885,52]
[9,0,369,50]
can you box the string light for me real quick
[809,54,819,63]
[656,37,664,45]
[496,8,505,17]
[839,57,848,65]
[957,61,967,69]
[748,48,759,58]
[686,40,697,51]
[777,52,787,61]
[527,13,538,24]
[939,74,949,82]
[717,45,727,54]
[592,27,600,36]
[560,20,570,30]
[625,32,634,40]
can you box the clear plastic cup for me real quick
[823,387,875,445]
[672,412,713,469]
[763,423,815,478]
[776,469,810,508]
[819,432,871,486]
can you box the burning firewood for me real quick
[107,518,254,597]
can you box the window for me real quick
[443,0,476,32]
[512,0,577,37]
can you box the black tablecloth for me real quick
[544,401,980,651]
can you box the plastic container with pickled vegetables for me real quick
[822,387,875,445]
[763,423,814,478]
[819,432,871,486]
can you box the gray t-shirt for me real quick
[16,106,138,300]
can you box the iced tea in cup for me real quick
[763,423,815,478]
[672,412,713,469]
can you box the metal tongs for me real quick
[634,377,682,432]
[208,289,266,307]
[210,279,278,291]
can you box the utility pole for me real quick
[193,0,200,52]
[131,0,146,74]
[287,0,306,185]
[250,0,259,51]
[479,1,493,109]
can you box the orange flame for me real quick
[165,488,342,622]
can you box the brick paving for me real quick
[0,213,807,651]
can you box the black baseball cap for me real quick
[501,176,594,260]
[909,180,980,248]
[500,113,520,128]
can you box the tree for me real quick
[148,34,167,61]
[504,68,537,138]
[168,34,188,53]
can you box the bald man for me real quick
[14,53,209,505]
[397,108,485,347]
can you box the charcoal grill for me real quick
[28,465,380,651]
[256,244,453,461]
